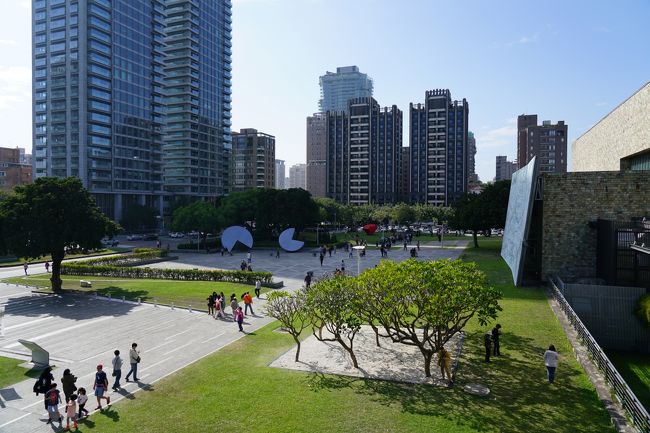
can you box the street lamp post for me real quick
[353,245,365,275]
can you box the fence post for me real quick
[122,296,125,303]
[171,302,174,310]
[188,304,192,313]
[137,297,141,305]
[154,298,158,308]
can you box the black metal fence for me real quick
[597,219,650,287]
[550,277,650,433]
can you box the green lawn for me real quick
[0,248,130,268]
[76,238,615,433]
[0,356,41,389]
[607,351,650,411]
[5,274,254,311]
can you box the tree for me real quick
[306,276,362,368]
[171,201,221,245]
[0,177,119,292]
[356,259,502,377]
[635,293,650,328]
[392,203,416,225]
[265,290,310,361]
[120,203,158,231]
[449,180,511,247]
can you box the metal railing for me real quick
[550,277,650,433]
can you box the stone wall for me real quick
[572,82,650,172]
[541,171,650,280]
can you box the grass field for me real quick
[0,356,40,389]
[607,351,650,411]
[0,248,130,268]
[5,274,255,311]
[76,238,614,433]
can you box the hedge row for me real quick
[61,263,273,285]
[76,249,168,267]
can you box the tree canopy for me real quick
[0,177,119,291]
[356,259,502,377]
[171,201,221,241]
[449,180,511,247]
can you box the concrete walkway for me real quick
[0,243,467,432]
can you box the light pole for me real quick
[353,245,365,275]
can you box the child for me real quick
[77,388,89,419]
[64,394,78,431]
[235,306,245,332]
[45,383,62,426]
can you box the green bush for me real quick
[78,249,168,267]
[635,293,650,327]
[61,262,272,285]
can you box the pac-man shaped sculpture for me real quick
[221,226,254,252]
[278,228,304,252]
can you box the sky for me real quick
[1,0,649,181]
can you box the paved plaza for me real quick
[0,240,467,432]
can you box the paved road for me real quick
[0,241,467,432]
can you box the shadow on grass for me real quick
[304,331,614,433]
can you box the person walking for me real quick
[214,295,225,319]
[93,364,110,410]
[23,262,28,275]
[235,306,245,332]
[544,344,559,384]
[220,291,226,313]
[45,383,63,426]
[76,388,89,419]
[243,292,254,315]
[111,350,123,390]
[341,260,345,273]
[416,240,420,251]
[438,347,453,383]
[60,369,77,403]
[34,366,54,411]
[125,343,140,382]
[319,253,324,266]
[492,324,502,356]
[304,272,312,289]
[207,294,214,316]
[254,280,262,299]
[63,394,78,431]
[45,261,50,273]
[484,332,492,363]
[247,251,252,264]
[230,294,239,320]
[275,248,280,259]
[348,247,353,259]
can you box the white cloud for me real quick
[506,33,539,47]
[475,118,517,149]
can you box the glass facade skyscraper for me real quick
[31,0,232,220]
[319,66,373,113]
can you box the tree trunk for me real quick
[293,337,301,362]
[337,337,359,368]
[473,232,479,248]
[51,249,64,292]
[371,325,381,347]
[423,351,433,377]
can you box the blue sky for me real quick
[1,0,648,181]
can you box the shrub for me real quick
[61,262,272,285]
[635,293,650,327]
[77,249,168,267]
[177,239,221,250]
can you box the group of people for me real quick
[34,343,141,429]
[206,289,258,332]
[482,325,561,383]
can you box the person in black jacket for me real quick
[491,324,502,356]
[34,366,54,409]
[61,368,77,402]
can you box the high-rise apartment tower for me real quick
[319,66,373,113]
[517,115,567,173]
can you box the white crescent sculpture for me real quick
[221,226,254,252]
[279,228,304,252]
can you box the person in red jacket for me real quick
[243,292,254,315]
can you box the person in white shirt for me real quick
[543,344,559,383]
[111,350,123,390]
[125,343,140,382]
